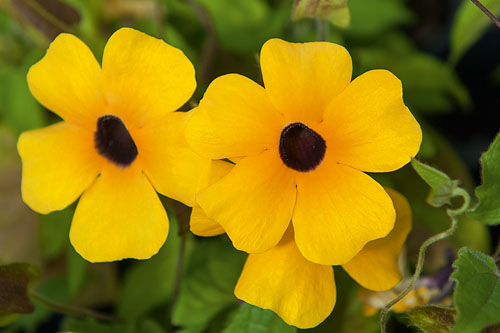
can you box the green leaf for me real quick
[492,62,500,85]
[469,131,500,225]
[62,318,165,333]
[453,215,491,254]
[164,24,198,69]
[39,207,72,260]
[0,126,18,169]
[451,248,500,333]
[398,54,470,113]
[173,238,246,330]
[66,246,88,298]
[407,305,456,333]
[61,318,134,333]
[0,263,39,314]
[391,131,490,253]
[62,0,105,55]
[39,206,88,299]
[0,312,21,327]
[450,0,500,63]
[346,0,413,38]
[197,0,290,53]
[356,48,471,114]
[0,34,24,66]
[293,0,350,28]
[0,66,45,135]
[223,303,296,333]
[411,158,460,208]
[117,215,180,321]
[411,158,451,188]
[139,319,166,333]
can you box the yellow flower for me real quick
[190,161,412,328]
[17,28,210,262]
[186,38,422,265]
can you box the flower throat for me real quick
[94,115,138,167]
[279,122,326,172]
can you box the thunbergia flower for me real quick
[190,162,412,328]
[17,28,210,262]
[186,38,422,265]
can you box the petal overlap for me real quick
[190,160,233,237]
[197,150,296,253]
[235,228,336,329]
[141,111,211,206]
[293,156,396,265]
[342,188,412,291]
[185,74,284,159]
[190,207,225,237]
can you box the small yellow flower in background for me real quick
[186,38,422,266]
[190,163,412,328]
[360,286,439,317]
[360,255,454,316]
[17,28,210,262]
[362,282,455,317]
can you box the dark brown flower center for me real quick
[94,115,138,167]
[279,122,326,172]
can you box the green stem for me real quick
[380,214,459,332]
[185,0,217,85]
[169,234,187,326]
[316,18,328,41]
[447,187,471,216]
[380,187,470,333]
[154,0,166,40]
[380,188,470,332]
[471,0,500,29]
[24,0,75,34]
[29,290,121,323]
[493,240,500,262]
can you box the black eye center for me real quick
[94,115,138,167]
[279,122,326,172]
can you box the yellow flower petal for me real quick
[293,156,395,265]
[235,228,336,329]
[185,74,284,159]
[190,160,233,237]
[190,207,225,237]
[197,150,296,253]
[17,122,100,214]
[102,28,195,124]
[342,188,412,291]
[70,164,168,262]
[27,33,104,125]
[140,111,211,206]
[260,38,352,124]
[319,69,422,172]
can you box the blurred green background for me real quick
[1,0,500,332]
